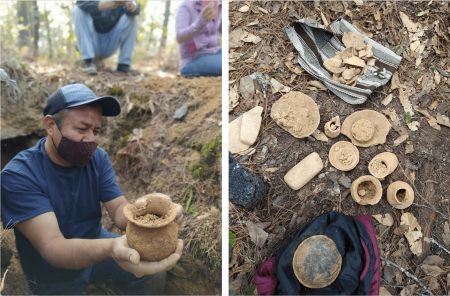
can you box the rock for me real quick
[339,175,352,189]
[229,152,265,209]
[342,68,356,80]
[240,106,263,145]
[271,92,320,138]
[284,152,323,190]
[229,115,251,154]
[239,76,255,100]
[174,105,188,119]
[272,196,284,207]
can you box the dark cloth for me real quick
[275,211,375,295]
[76,1,140,34]
[1,138,123,282]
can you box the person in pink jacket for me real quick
[175,1,222,78]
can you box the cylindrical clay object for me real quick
[368,152,398,180]
[284,152,323,190]
[387,181,414,209]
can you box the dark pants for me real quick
[27,228,166,295]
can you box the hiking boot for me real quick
[81,59,97,75]
[94,57,105,71]
[117,64,139,73]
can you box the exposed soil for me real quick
[229,1,450,295]
[1,54,222,294]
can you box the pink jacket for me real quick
[175,1,222,69]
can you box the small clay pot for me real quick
[123,193,178,261]
[329,141,359,171]
[324,116,341,138]
[387,181,414,209]
[293,235,342,289]
[350,176,382,205]
[368,152,398,180]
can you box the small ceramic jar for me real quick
[387,181,414,209]
[350,175,382,205]
[324,116,341,138]
[368,152,398,180]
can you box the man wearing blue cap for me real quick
[73,1,140,74]
[1,84,183,295]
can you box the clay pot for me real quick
[341,110,391,147]
[123,193,178,261]
[350,176,382,205]
[293,235,342,289]
[271,92,320,138]
[387,181,414,209]
[324,116,341,138]
[368,152,398,180]
[329,141,359,171]
[284,152,323,190]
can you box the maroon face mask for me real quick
[51,123,98,167]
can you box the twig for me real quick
[424,237,450,256]
[381,284,425,296]
[0,269,8,292]
[412,202,449,220]
[380,257,433,295]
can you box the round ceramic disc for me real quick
[293,235,342,289]
[271,92,320,138]
[329,141,359,171]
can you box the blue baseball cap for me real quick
[43,84,121,116]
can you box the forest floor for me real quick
[229,1,450,295]
[1,53,222,295]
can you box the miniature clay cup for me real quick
[293,235,342,289]
[123,193,178,261]
[368,152,398,180]
[387,181,414,209]
[350,175,382,205]
[324,116,341,138]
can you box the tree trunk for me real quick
[159,1,171,54]
[32,1,40,57]
[62,3,75,60]
[44,2,53,59]
[17,2,29,49]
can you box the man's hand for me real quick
[201,2,216,22]
[134,194,184,225]
[111,235,183,277]
[126,1,137,13]
[98,1,130,12]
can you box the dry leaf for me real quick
[229,85,239,112]
[407,121,420,131]
[410,40,420,52]
[399,87,414,116]
[372,213,394,227]
[239,5,249,12]
[400,12,418,32]
[271,78,291,93]
[320,11,329,26]
[443,222,450,246]
[428,100,439,110]
[230,28,246,48]
[265,168,279,172]
[401,212,423,256]
[246,221,268,248]
[393,134,409,146]
[258,7,268,14]
[390,72,401,91]
[247,20,259,26]
[405,141,414,154]
[242,33,261,44]
[309,80,328,91]
[379,287,392,295]
[421,264,444,278]
[285,61,303,75]
[437,113,450,128]
[434,70,441,85]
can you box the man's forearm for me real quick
[40,237,113,270]
[114,202,129,231]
